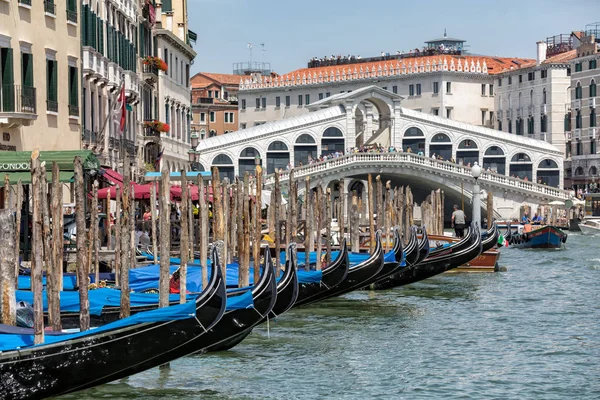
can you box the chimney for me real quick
[536,41,547,65]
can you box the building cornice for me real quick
[155,29,197,60]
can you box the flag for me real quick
[498,233,508,247]
[154,146,164,171]
[113,83,126,135]
[247,42,253,49]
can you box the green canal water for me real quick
[65,233,600,399]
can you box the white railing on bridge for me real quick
[263,152,570,200]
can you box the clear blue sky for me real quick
[188,0,600,76]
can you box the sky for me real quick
[188,0,600,76]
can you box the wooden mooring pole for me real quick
[49,164,62,331]
[0,209,16,326]
[198,174,208,289]
[367,174,375,254]
[315,183,323,271]
[304,177,311,268]
[273,171,281,272]
[179,171,189,303]
[74,155,90,332]
[159,167,171,306]
[120,155,131,319]
[14,180,22,290]
[254,165,262,282]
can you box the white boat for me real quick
[578,219,600,235]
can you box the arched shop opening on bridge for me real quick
[295,134,317,167]
[402,127,425,153]
[321,127,344,156]
[483,146,506,175]
[429,133,452,160]
[212,154,234,182]
[509,153,533,181]
[537,159,560,187]
[239,147,261,177]
[266,141,289,174]
[456,139,479,166]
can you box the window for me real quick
[576,110,582,129]
[392,85,398,94]
[285,96,290,107]
[275,96,281,107]
[298,94,303,106]
[21,52,34,88]
[46,58,58,112]
[446,81,451,93]
[66,0,77,22]
[433,82,439,94]
[541,115,547,132]
[498,78,503,87]
[528,72,535,81]
[527,117,534,134]
[591,60,598,70]
[489,84,494,96]
[541,70,548,79]
[498,120,502,131]
[1,48,14,112]
[543,88,547,104]
[591,110,597,127]
[576,82,582,100]
[575,62,582,72]
[382,87,387,91]
[409,84,414,96]
[416,84,421,96]
[481,84,486,96]
[240,123,246,129]
[185,64,189,88]
[200,112,205,122]
[318,93,323,100]
[567,67,571,76]
[508,120,512,133]
[590,80,597,97]
[592,141,597,154]
[224,112,234,124]
[255,98,260,109]
[518,75,522,83]
[325,92,330,98]
[576,142,582,155]
[162,0,172,11]
[261,97,266,108]
[446,108,452,119]
[432,108,439,116]
[481,110,486,125]
[508,76,512,85]
[165,103,170,124]
[209,111,215,123]
[68,65,78,114]
[169,53,172,78]
[208,90,212,98]
[305,94,310,105]
[241,99,246,110]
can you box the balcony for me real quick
[589,127,597,139]
[590,97,596,109]
[82,129,99,147]
[107,62,121,88]
[143,121,162,142]
[141,63,159,87]
[124,71,139,98]
[46,100,58,113]
[565,131,572,141]
[123,139,136,156]
[574,128,582,140]
[0,85,37,127]
[540,104,547,115]
[573,99,581,109]
[69,105,79,117]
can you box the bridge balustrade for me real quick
[263,152,569,200]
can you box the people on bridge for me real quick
[521,212,531,224]
[532,212,543,224]
[451,204,467,238]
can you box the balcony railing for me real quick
[19,0,31,6]
[69,105,79,117]
[44,0,55,14]
[83,129,98,144]
[67,9,77,23]
[46,100,58,113]
[589,127,597,139]
[540,104,547,115]
[143,123,161,139]
[565,131,572,141]
[142,63,159,76]
[590,98,596,109]
[124,139,136,156]
[574,129,582,140]
[573,99,581,109]
[1,85,36,114]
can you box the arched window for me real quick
[213,154,233,165]
[542,88,547,105]
[511,153,532,162]
[509,153,533,181]
[212,154,234,181]
[267,141,290,174]
[576,82,582,100]
[537,159,560,187]
[591,79,597,98]
[294,134,317,166]
[456,139,479,166]
[590,166,598,176]
[458,139,478,149]
[239,147,261,176]
[575,167,584,176]
[321,127,344,156]
[429,133,452,160]
[296,133,316,144]
[402,127,425,153]
[200,129,206,139]
[209,130,216,137]
[483,146,506,174]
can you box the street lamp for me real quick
[471,162,482,229]
[189,132,200,171]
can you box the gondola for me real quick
[414,226,431,265]
[401,226,420,267]
[297,233,384,306]
[371,226,421,290]
[198,245,278,353]
[204,244,299,352]
[0,247,227,400]
[292,239,350,307]
[360,228,406,288]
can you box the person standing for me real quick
[451,204,467,238]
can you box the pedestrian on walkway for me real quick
[451,204,467,238]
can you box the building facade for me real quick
[0,0,81,152]
[493,41,576,173]
[237,54,515,134]
[566,29,600,190]
[190,72,242,139]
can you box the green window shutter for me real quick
[139,23,144,58]
[80,5,86,45]
[1,48,15,112]
[162,0,172,12]
[69,66,78,107]
[86,6,93,47]
[99,19,104,55]
[47,60,57,103]
[21,52,34,88]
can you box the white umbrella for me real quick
[548,200,565,206]
[261,190,287,209]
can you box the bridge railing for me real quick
[263,152,570,200]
